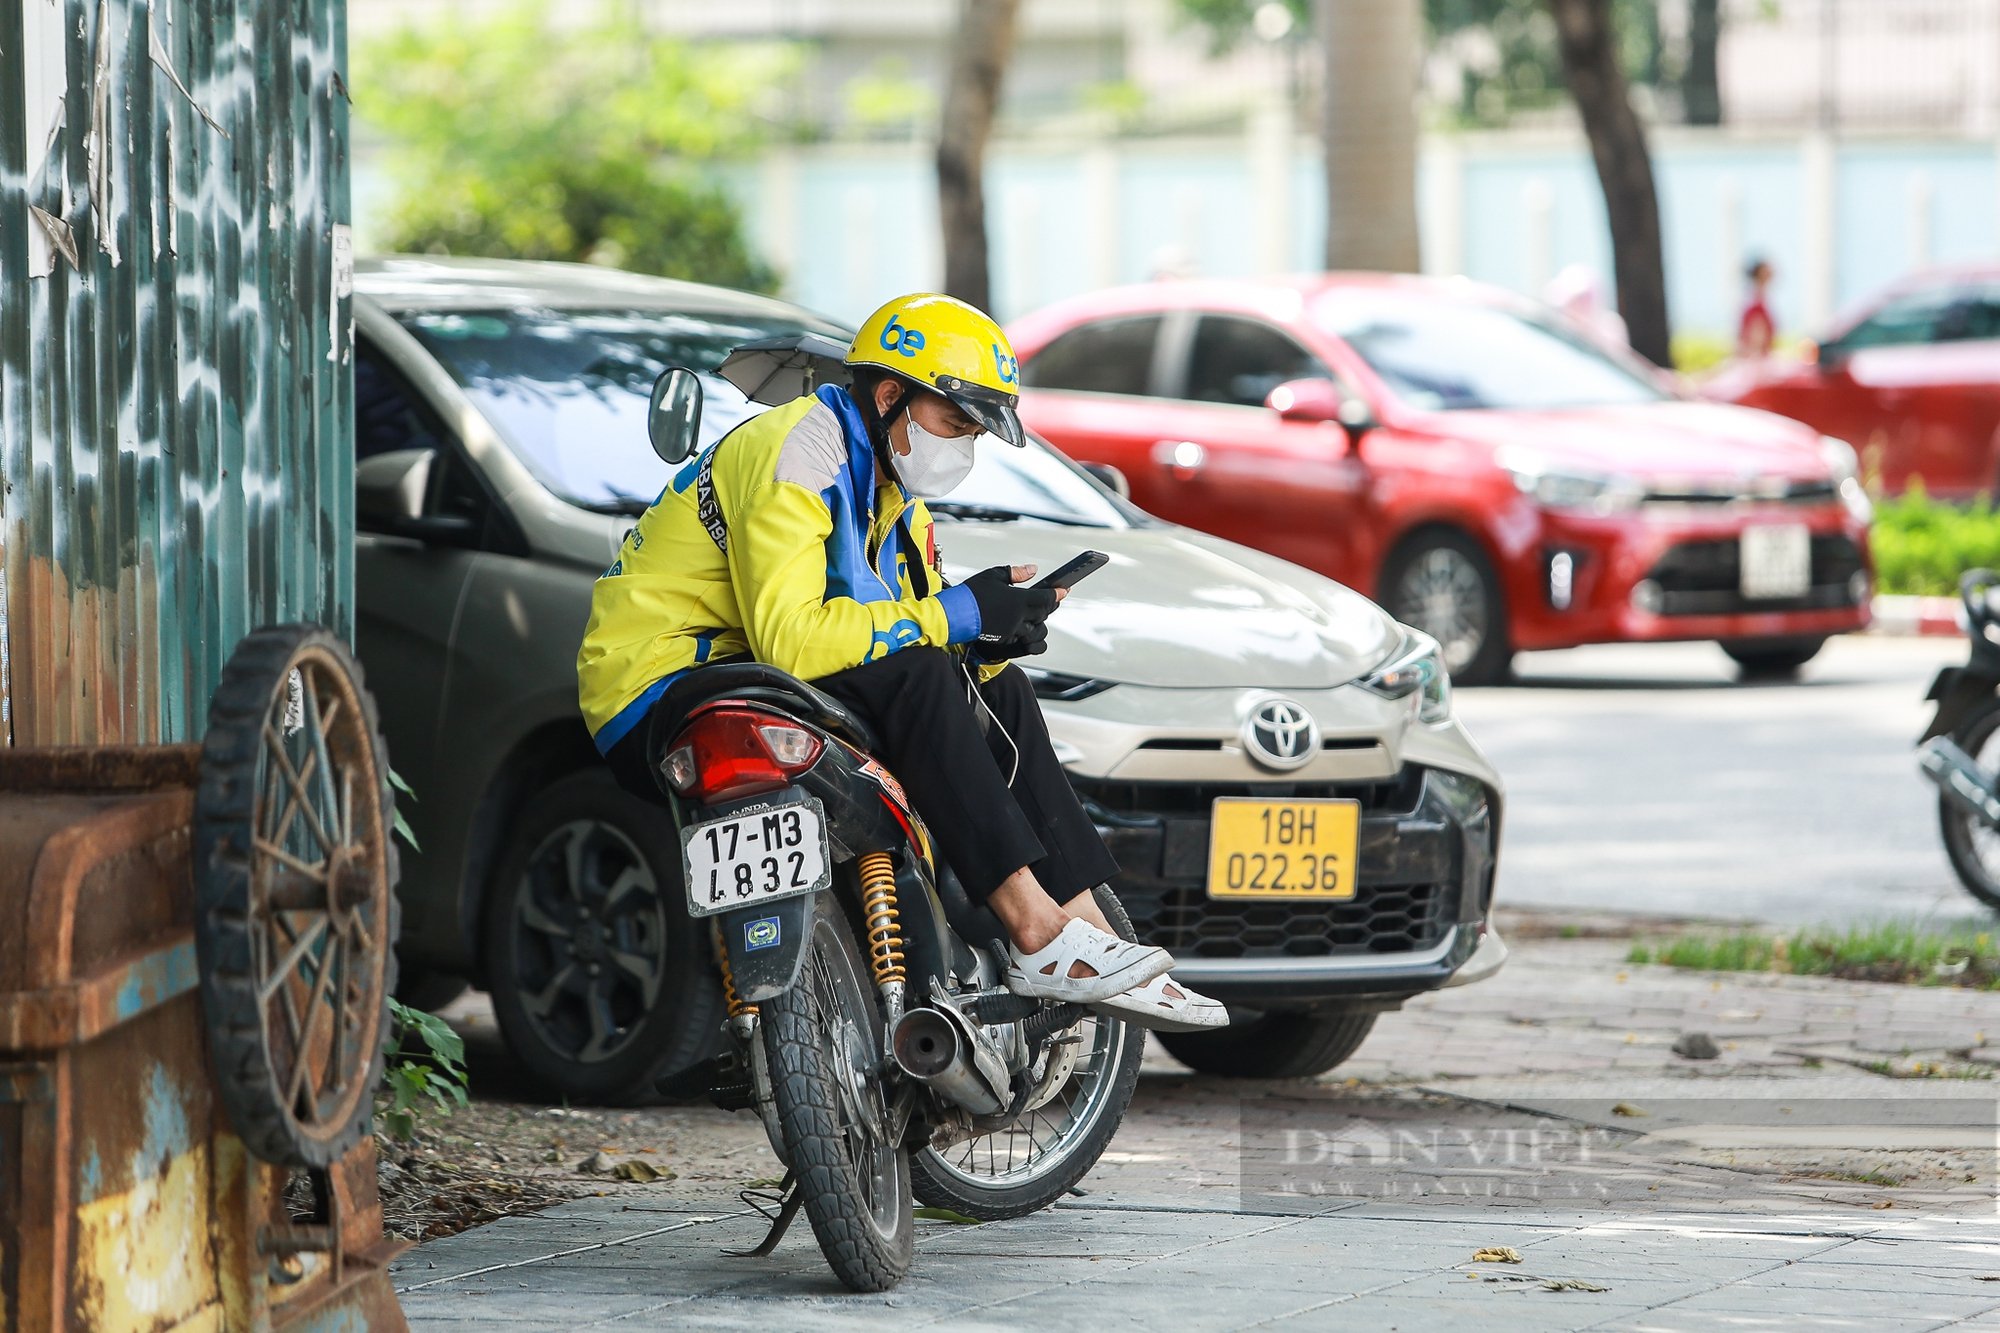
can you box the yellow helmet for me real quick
[847,293,1024,447]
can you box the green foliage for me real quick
[358,1,786,290]
[844,59,936,137]
[1872,483,2000,597]
[381,997,471,1141]
[388,767,419,852]
[1170,0,1668,127]
[1629,921,2000,989]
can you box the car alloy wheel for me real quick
[508,817,667,1067]
[1383,531,1509,685]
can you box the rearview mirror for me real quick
[356,449,434,528]
[1080,461,1131,499]
[1266,378,1344,423]
[648,367,704,464]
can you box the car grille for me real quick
[1644,533,1865,616]
[1117,882,1453,959]
[1074,768,1463,961]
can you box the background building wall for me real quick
[0,0,356,746]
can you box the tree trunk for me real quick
[1683,0,1722,126]
[1317,0,1421,271]
[1548,0,1673,367]
[937,0,1024,311]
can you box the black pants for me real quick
[606,648,1116,906]
[812,648,1118,904]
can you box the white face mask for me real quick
[891,416,979,498]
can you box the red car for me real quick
[1712,265,2000,500]
[1009,275,1874,683]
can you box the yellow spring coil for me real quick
[858,850,906,987]
[713,921,757,1018]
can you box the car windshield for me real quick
[400,307,1130,526]
[1314,290,1666,411]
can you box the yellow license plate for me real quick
[1206,798,1360,900]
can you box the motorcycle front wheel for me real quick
[1941,701,2000,911]
[761,890,913,1291]
[910,884,1146,1220]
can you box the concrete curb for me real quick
[1870,594,1964,637]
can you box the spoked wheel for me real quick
[761,892,912,1291]
[1942,704,2000,912]
[1381,530,1510,685]
[194,626,397,1169]
[911,885,1145,1220]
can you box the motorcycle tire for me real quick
[761,888,913,1292]
[1941,702,2000,912]
[910,885,1146,1221]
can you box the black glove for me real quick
[961,565,1057,657]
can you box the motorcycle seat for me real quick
[644,660,883,786]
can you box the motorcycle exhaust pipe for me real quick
[889,1007,1005,1116]
[1920,737,2000,832]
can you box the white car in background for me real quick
[354,257,1505,1102]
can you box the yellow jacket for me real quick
[578,386,984,750]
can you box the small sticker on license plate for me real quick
[682,795,832,917]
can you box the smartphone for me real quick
[1033,550,1109,592]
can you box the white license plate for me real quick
[682,795,832,918]
[1739,524,1811,599]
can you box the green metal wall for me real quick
[0,0,353,746]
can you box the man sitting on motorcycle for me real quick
[578,293,1221,1032]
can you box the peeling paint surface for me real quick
[0,0,354,746]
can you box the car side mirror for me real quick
[357,449,435,528]
[1266,378,1343,423]
[1336,397,1377,443]
[1080,461,1131,499]
[648,367,704,464]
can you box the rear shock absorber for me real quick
[713,921,758,1036]
[858,850,907,1022]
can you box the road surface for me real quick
[1454,634,1974,927]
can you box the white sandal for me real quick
[1004,918,1173,1005]
[1089,974,1229,1033]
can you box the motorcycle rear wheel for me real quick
[910,885,1146,1220]
[761,890,913,1292]
[1941,702,2000,912]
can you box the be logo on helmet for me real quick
[991,345,1018,386]
[880,315,926,358]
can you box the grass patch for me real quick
[1799,1168,1904,1187]
[1627,921,2000,989]
[1871,484,2000,596]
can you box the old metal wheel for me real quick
[194,625,398,1169]
[1382,530,1510,685]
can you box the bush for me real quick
[1871,483,2000,597]
[358,2,789,291]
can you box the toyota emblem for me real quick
[1243,698,1319,771]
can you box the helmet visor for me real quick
[934,375,1024,448]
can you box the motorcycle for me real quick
[1917,569,2000,909]
[638,367,1143,1291]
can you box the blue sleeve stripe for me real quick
[592,669,686,754]
[937,583,981,645]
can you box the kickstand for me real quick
[725,1171,803,1258]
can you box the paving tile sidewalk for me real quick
[399,934,2000,1330]
[392,1198,2000,1331]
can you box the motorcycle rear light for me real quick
[757,723,819,767]
[667,707,823,804]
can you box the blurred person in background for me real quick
[1543,262,1629,346]
[1738,256,1777,360]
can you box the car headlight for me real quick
[1360,628,1452,724]
[1820,435,1873,524]
[1495,446,1642,515]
